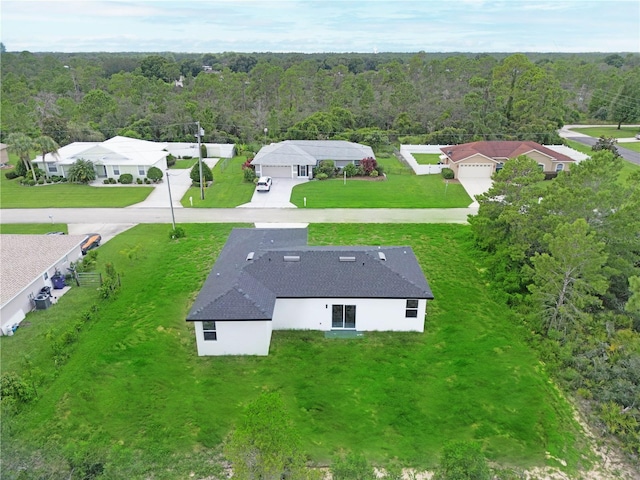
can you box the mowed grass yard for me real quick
[1,223,586,478]
[570,125,640,138]
[291,157,472,208]
[0,155,153,208]
[564,139,640,182]
[412,153,442,165]
[181,156,255,207]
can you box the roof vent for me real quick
[284,255,300,262]
[246,252,254,261]
[339,256,356,262]
[378,252,386,261]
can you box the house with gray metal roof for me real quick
[250,140,375,179]
[186,228,434,356]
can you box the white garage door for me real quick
[457,163,494,179]
[260,165,292,178]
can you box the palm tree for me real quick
[6,132,37,181]
[34,135,60,178]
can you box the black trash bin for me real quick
[51,275,66,289]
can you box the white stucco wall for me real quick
[271,297,426,332]
[194,320,273,356]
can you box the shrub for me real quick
[103,179,110,184]
[343,163,357,178]
[376,165,384,176]
[200,144,208,158]
[360,157,378,175]
[27,179,36,186]
[136,178,143,184]
[183,155,193,159]
[67,159,96,184]
[144,178,151,184]
[166,153,176,167]
[433,441,490,480]
[190,162,213,184]
[331,452,376,480]
[316,172,328,180]
[441,168,455,179]
[370,169,378,177]
[119,173,133,184]
[4,170,19,180]
[147,166,163,182]
[170,226,186,239]
[243,167,256,183]
[37,178,45,185]
[60,177,68,182]
[317,160,336,178]
[46,178,52,183]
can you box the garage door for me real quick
[260,165,292,178]
[457,163,494,179]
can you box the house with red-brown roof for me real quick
[439,141,576,180]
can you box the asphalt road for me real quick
[0,207,477,225]
[565,136,640,166]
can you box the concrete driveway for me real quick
[237,178,308,208]
[457,178,493,207]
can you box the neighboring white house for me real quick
[0,234,85,334]
[186,228,434,356]
[250,140,375,179]
[33,136,169,181]
[0,142,9,165]
[33,137,236,181]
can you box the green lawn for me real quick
[0,223,68,234]
[412,153,442,165]
[0,156,153,208]
[621,142,640,153]
[181,156,255,207]
[1,224,585,478]
[564,139,640,183]
[291,159,471,208]
[170,159,198,169]
[570,126,640,138]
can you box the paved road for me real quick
[0,207,477,225]
[559,124,640,166]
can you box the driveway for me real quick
[237,177,308,208]
[457,178,493,207]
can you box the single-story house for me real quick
[439,141,576,179]
[250,140,375,179]
[33,136,169,181]
[186,228,434,356]
[0,234,85,334]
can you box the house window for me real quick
[138,166,145,176]
[537,164,545,171]
[406,299,419,318]
[202,321,217,341]
[47,164,58,173]
[332,304,356,329]
[555,163,564,172]
[113,166,120,176]
[297,165,308,177]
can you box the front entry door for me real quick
[297,165,308,177]
[332,304,356,329]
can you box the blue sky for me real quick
[2,0,639,53]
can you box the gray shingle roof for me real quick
[1,234,85,306]
[251,140,375,166]
[186,228,433,322]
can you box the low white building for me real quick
[186,228,434,356]
[251,140,375,179]
[34,136,168,181]
[0,234,85,334]
[33,137,236,181]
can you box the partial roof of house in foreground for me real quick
[186,228,433,322]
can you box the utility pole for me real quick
[166,170,176,230]
[196,121,205,200]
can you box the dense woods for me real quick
[1,50,639,149]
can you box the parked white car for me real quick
[256,176,272,192]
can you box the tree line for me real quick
[1,50,639,150]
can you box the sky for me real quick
[1,0,639,53]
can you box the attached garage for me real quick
[260,165,292,178]
[457,163,494,179]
